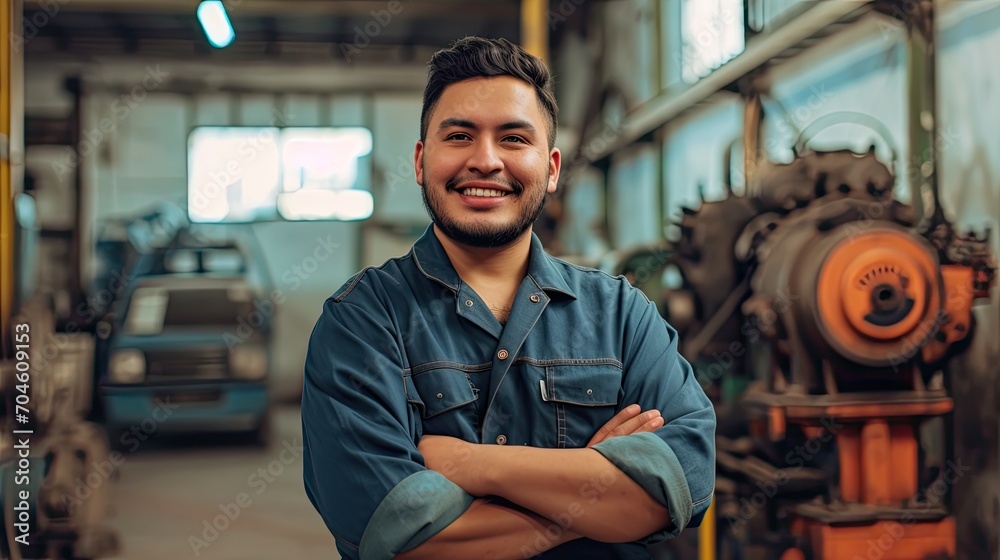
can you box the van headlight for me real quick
[109,349,145,383]
[229,346,267,380]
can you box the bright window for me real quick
[187,127,374,223]
[681,0,746,84]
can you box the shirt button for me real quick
[586,389,593,395]
[496,434,507,445]
[529,294,540,303]
[436,392,443,399]
[497,349,509,360]
[465,299,474,307]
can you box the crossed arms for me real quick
[396,406,670,559]
[302,291,715,560]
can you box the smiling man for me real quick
[302,37,715,560]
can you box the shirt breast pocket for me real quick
[405,367,480,441]
[543,364,623,448]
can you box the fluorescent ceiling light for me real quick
[197,1,235,49]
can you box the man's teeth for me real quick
[462,188,507,197]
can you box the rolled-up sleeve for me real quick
[592,285,716,543]
[302,295,474,560]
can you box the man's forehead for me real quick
[432,76,543,125]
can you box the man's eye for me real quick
[446,133,472,141]
[502,136,527,143]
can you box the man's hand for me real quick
[418,434,489,495]
[586,404,663,447]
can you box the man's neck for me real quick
[433,225,532,290]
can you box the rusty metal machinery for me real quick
[658,143,995,559]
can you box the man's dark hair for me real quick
[420,36,558,149]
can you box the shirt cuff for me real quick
[359,470,475,560]
[591,432,694,542]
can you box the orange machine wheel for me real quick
[815,228,941,366]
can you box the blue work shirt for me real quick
[302,225,715,560]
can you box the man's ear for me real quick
[414,141,425,186]
[547,147,561,194]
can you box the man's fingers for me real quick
[609,410,661,438]
[637,416,664,433]
[587,404,642,447]
[587,407,663,447]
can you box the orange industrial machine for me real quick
[658,142,995,559]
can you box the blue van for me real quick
[99,274,272,446]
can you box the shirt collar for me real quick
[411,224,577,300]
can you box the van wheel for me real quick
[248,410,271,448]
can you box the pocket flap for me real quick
[409,368,477,418]
[546,365,621,406]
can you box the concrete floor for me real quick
[106,405,339,559]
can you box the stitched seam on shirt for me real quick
[551,366,567,447]
[525,272,571,299]
[409,362,493,375]
[527,274,576,297]
[556,402,567,448]
[332,533,359,550]
[402,374,421,405]
[333,253,413,303]
[515,357,623,369]
[553,256,621,277]
[412,247,459,292]
[554,257,625,280]
[424,397,478,419]
[333,266,375,302]
[692,493,714,507]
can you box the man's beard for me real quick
[421,162,548,248]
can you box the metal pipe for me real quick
[67,77,84,316]
[1,0,23,358]
[743,92,762,197]
[699,497,716,560]
[906,0,942,228]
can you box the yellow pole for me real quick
[699,496,716,560]
[521,0,549,66]
[0,0,19,358]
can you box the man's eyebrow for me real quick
[498,120,536,133]
[436,118,537,134]
[437,118,476,131]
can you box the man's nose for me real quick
[466,140,504,175]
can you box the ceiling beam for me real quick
[24,0,520,19]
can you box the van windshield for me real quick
[124,287,252,334]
